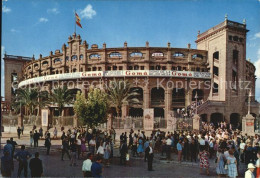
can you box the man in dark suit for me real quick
[145,142,154,171]
[29,152,43,177]
[120,140,128,166]
[33,130,40,147]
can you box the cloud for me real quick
[47,8,59,14]
[39,17,48,23]
[79,4,96,19]
[10,28,19,33]
[254,48,260,102]
[255,32,260,39]
[255,48,260,78]
[2,6,11,13]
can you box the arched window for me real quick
[79,54,84,60]
[173,52,185,57]
[71,55,77,61]
[130,52,143,57]
[213,83,218,93]
[109,52,122,58]
[113,66,117,70]
[192,54,203,59]
[28,66,31,70]
[152,52,164,57]
[134,65,139,70]
[89,54,101,59]
[72,68,77,72]
[54,58,62,63]
[171,66,176,70]
[65,56,69,61]
[34,64,39,68]
[233,36,238,41]
[156,65,161,70]
[177,66,182,71]
[42,61,48,66]
[213,51,219,60]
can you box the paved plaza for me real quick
[1,129,248,177]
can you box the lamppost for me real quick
[248,89,252,116]
[195,91,198,115]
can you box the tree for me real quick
[13,88,50,116]
[73,91,87,125]
[73,88,109,128]
[107,79,140,117]
[14,88,39,116]
[49,86,74,117]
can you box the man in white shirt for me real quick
[245,163,255,178]
[82,153,93,177]
[239,140,246,163]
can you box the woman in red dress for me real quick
[199,145,210,176]
[256,151,260,178]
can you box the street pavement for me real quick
[1,131,247,177]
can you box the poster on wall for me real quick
[167,111,176,131]
[41,109,49,127]
[143,108,154,130]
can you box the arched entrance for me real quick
[200,114,208,122]
[151,87,165,105]
[172,88,185,108]
[154,108,164,118]
[230,113,240,129]
[129,107,143,117]
[192,89,204,101]
[210,113,224,127]
[130,87,143,103]
[69,88,82,101]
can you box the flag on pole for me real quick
[75,12,82,28]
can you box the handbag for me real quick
[224,164,228,169]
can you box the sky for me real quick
[1,0,260,101]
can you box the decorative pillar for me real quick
[185,85,192,108]
[73,114,78,127]
[193,114,200,132]
[242,114,255,136]
[121,104,129,119]
[143,87,150,109]
[165,88,172,120]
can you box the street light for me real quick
[195,91,198,115]
[248,89,252,115]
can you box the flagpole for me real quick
[74,10,76,34]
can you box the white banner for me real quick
[143,108,154,130]
[41,109,49,127]
[18,70,211,88]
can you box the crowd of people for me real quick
[2,121,260,177]
[1,139,43,177]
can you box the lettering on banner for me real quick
[18,70,211,88]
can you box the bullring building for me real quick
[3,18,259,128]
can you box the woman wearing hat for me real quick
[245,163,256,178]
